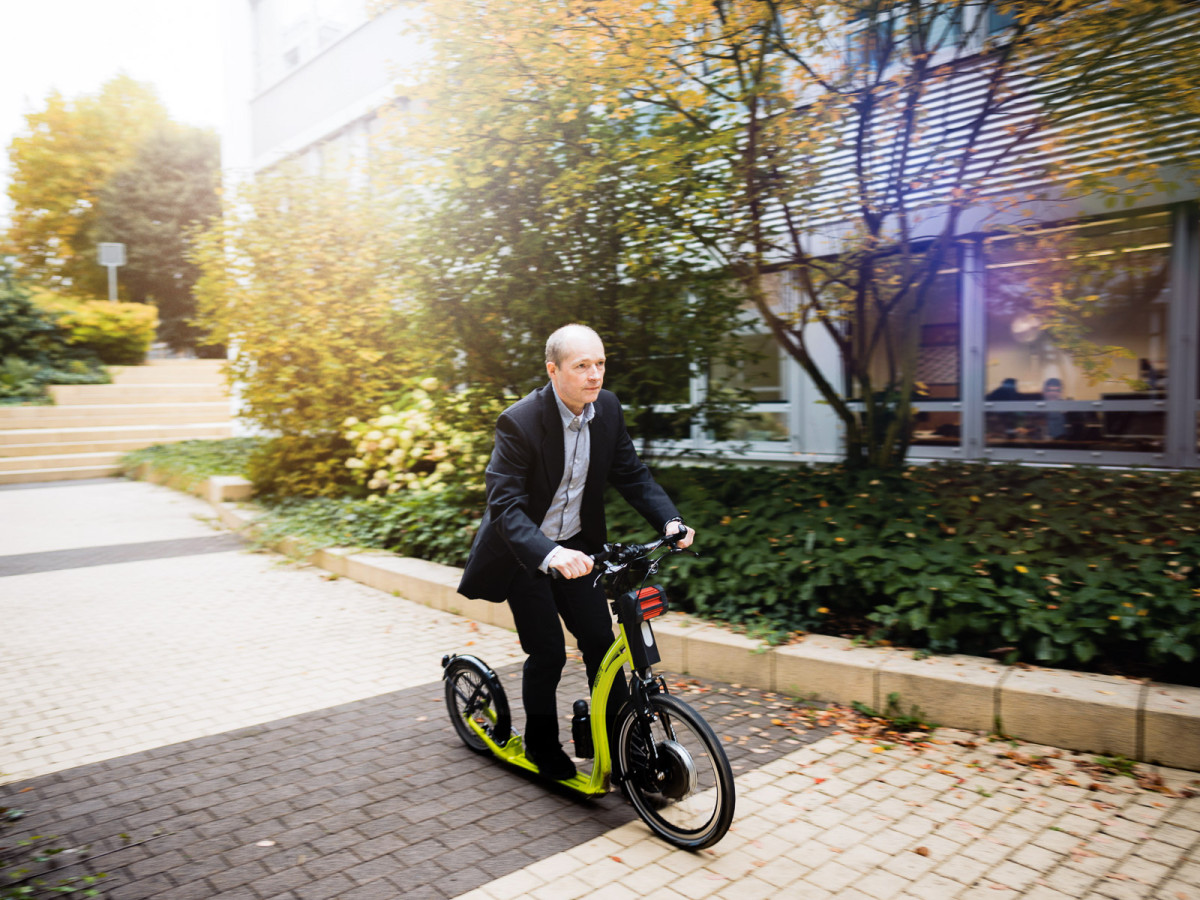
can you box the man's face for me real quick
[548,331,605,415]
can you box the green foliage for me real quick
[254,484,482,567]
[40,297,158,365]
[388,10,758,440]
[1091,754,1138,778]
[191,170,415,495]
[92,124,221,352]
[122,437,266,488]
[604,461,1200,685]
[343,381,507,496]
[1,807,106,898]
[4,74,169,295]
[851,693,937,731]
[405,0,1200,470]
[0,358,46,403]
[246,434,364,500]
[0,271,107,402]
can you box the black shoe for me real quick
[527,742,576,781]
[524,713,576,781]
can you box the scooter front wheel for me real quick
[614,693,735,850]
[443,654,511,753]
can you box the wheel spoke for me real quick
[615,694,735,849]
[444,658,511,755]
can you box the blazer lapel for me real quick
[538,383,564,500]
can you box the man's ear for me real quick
[546,361,557,379]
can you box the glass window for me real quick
[710,332,786,402]
[915,270,961,400]
[982,213,1171,452]
[721,411,791,444]
[984,214,1170,400]
[912,410,961,445]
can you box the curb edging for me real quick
[135,466,1200,773]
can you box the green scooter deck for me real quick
[466,720,611,797]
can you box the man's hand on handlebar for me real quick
[665,519,695,550]
[548,548,595,580]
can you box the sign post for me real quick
[97,242,126,302]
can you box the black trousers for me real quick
[507,534,628,727]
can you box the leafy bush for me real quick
[36,294,157,365]
[191,172,416,495]
[254,485,483,566]
[246,433,365,499]
[0,273,108,402]
[605,462,1200,685]
[343,381,506,495]
[0,357,46,402]
[122,437,266,487]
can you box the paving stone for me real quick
[4,479,1200,900]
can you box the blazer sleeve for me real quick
[485,409,559,572]
[604,399,681,531]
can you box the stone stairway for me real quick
[0,359,235,484]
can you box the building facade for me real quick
[224,1,1200,470]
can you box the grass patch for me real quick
[122,437,266,489]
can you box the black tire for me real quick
[614,693,736,849]
[444,656,511,754]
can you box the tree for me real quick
[404,0,1200,469]
[4,75,169,295]
[387,5,759,450]
[191,171,416,495]
[92,125,221,352]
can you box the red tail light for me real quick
[636,586,667,620]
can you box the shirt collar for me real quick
[552,385,595,432]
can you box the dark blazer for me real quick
[458,382,680,603]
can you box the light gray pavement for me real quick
[2,477,1199,900]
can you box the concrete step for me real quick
[0,450,127,473]
[108,360,227,386]
[0,463,124,485]
[0,422,234,447]
[0,357,236,484]
[0,403,233,429]
[48,383,230,405]
[0,428,234,458]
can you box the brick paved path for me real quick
[3,479,1199,900]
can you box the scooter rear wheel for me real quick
[443,655,511,754]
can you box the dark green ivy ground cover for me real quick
[605,463,1200,687]
[125,441,1200,686]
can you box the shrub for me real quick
[36,294,158,365]
[246,433,364,499]
[255,485,482,566]
[0,274,108,401]
[122,437,1200,686]
[122,437,265,488]
[605,462,1200,685]
[191,171,416,495]
[343,381,506,496]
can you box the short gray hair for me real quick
[545,324,601,367]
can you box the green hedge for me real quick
[49,298,158,365]
[0,276,109,402]
[604,463,1200,685]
